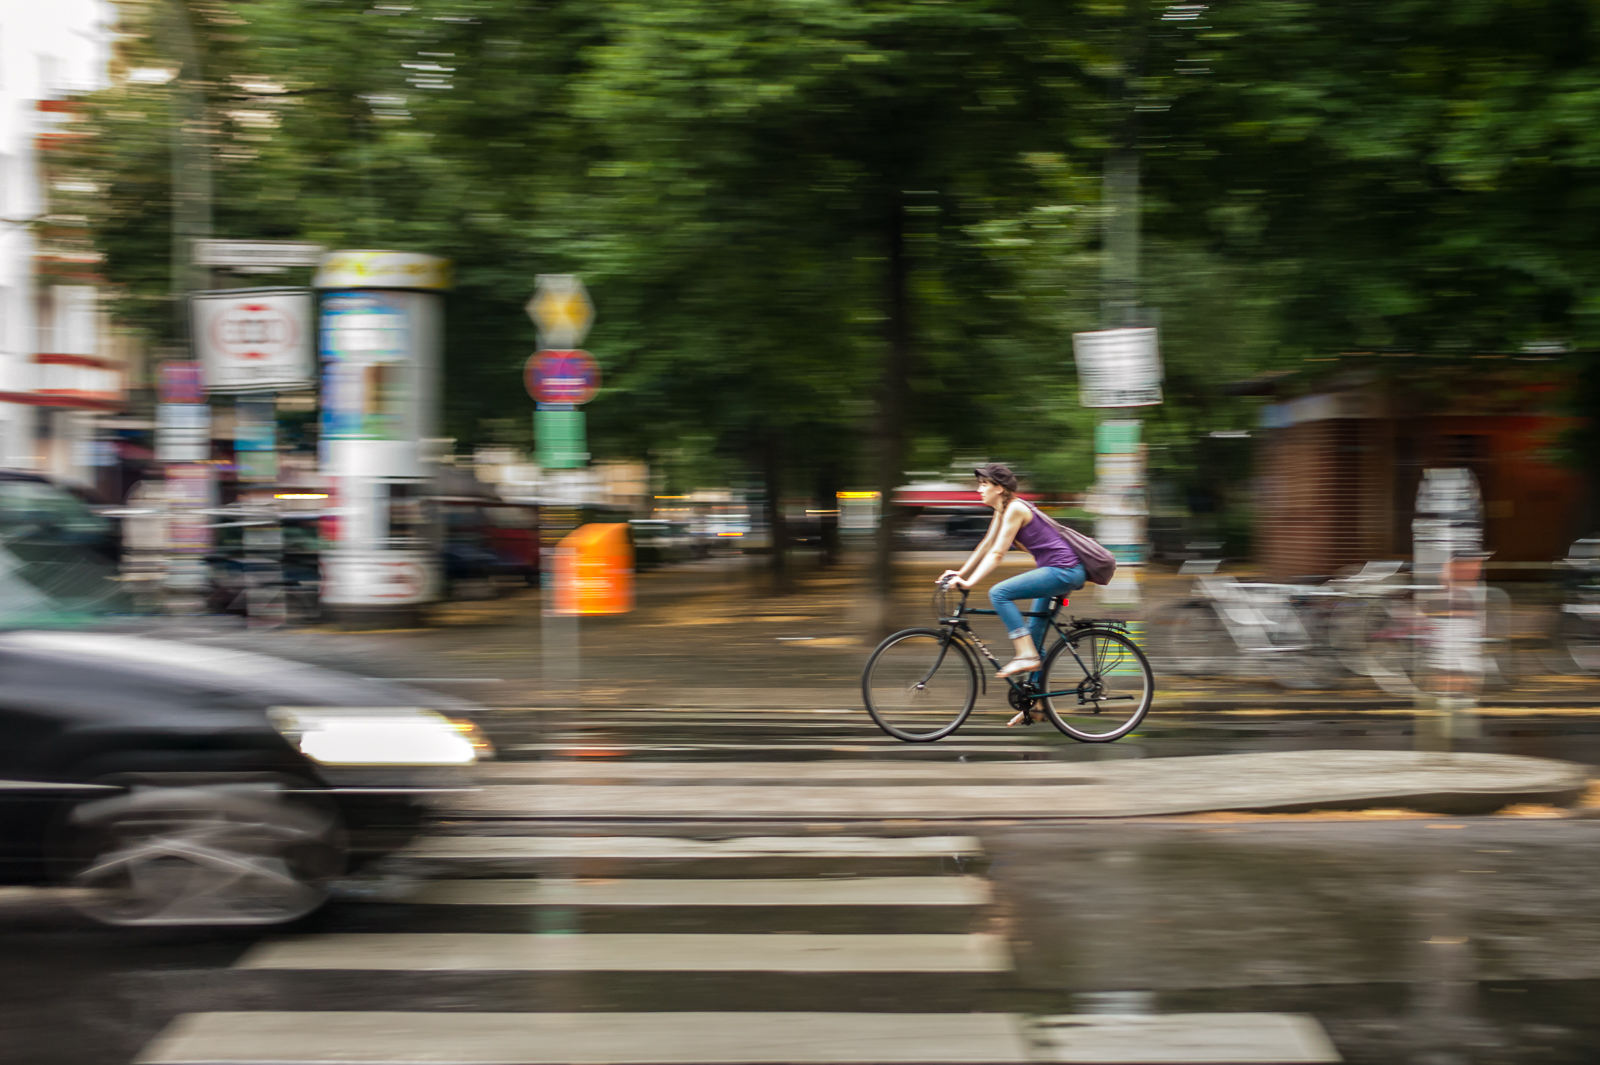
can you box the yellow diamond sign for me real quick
[527,274,593,349]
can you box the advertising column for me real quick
[1413,467,1487,749]
[313,251,450,625]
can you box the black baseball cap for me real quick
[974,463,1019,491]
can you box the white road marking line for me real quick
[136,1011,1033,1065]
[403,834,983,860]
[236,932,1012,973]
[401,876,989,907]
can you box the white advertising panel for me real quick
[155,402,210,462]
[321,549,439,607]
[1072,327,1163,408]
[191,288,314,393]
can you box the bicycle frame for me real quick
[935,588,1107,704]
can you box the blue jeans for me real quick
[990,564,1087,653]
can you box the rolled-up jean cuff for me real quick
[1006,626,1031,640]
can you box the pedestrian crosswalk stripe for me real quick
[135,1011,1034,1065]
[557,718,876,729]
[404,834,982,860]
[402,876,990,907]
[510,737,1051,752]
[460,784,1085,820]
[481,761,1095,782]
[236,932,1011,973]
[512,729,1049,745]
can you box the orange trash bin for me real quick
[552,523,634,615]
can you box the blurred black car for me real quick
[0,630,491,927]
[629,519,696,569]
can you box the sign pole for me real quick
[155,361,211,614]
[528,276,597,716]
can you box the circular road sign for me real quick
[526,349,601,406]
[212,300,300,362]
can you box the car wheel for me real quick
[62,785,346,927]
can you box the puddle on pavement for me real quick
[993,820,1600,1065]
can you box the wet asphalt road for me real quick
[4,705,1600,1065]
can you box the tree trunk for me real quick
[761,431,792,595]
[872,192,912,634]
[816,457,842,569]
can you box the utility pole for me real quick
[1083,0,1156,623]
[159,0,214,611]
[166,0,211,328]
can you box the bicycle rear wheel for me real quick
[862,628,977,742]
[1039,627,1153,742]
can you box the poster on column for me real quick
[319,291,415,443]
[166,464,216,554]
[1093,418,1147,609]
[235,398,278,482]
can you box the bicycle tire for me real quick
[1039,627,1153,742]
[862,627,978,742]
[1149,601,1229,677]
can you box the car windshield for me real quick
[0,478,127,629]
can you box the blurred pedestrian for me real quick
[938,463,1087,723]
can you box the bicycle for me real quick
[861,580,1154,743]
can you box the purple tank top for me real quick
[1013,503,1081,570]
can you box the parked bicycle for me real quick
[861,580,1153,743]
[1540,537,1600,674]
[1149,560,1343,689]
[1322,560,1516,693]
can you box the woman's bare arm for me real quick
[939,510,1003,584]
[956,501,1028,589]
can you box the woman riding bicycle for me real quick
[938,463,1087,700]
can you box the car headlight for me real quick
[267,707,490,766]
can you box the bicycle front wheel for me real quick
[862,628,977,742]
[1039,627,1153,742]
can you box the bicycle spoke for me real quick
[1040,627,1153,742]
[862,629,977,742]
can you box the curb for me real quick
[449,751,1593,823]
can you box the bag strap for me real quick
[1024,500,1074,542]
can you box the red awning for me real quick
[894,489,1043,506]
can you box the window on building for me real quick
[52,285,97,356]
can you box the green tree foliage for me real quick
[1146,0,1600,354]
[71,0,1600,549]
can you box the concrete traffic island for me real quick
[460,749,1592,821]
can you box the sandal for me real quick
[995,657,1041,679]
[1006,708,1044,727]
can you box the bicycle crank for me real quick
[1007,687,1036,713]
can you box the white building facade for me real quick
[0,0,122,484]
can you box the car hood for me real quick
[0,630,465,712]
